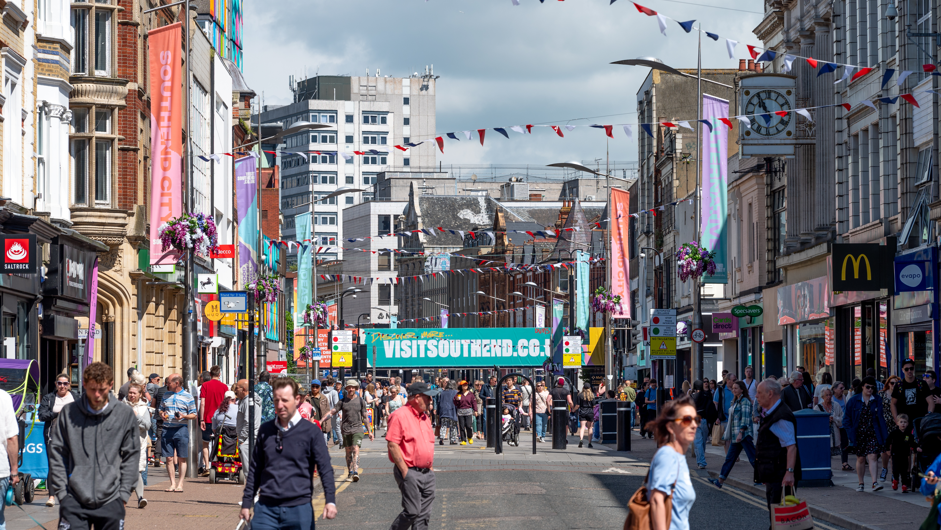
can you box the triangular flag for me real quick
[705,32,719,41]
[806,57,818,69]
[435,136,444,153]
[881,69,895,88]
[900,93,920,108]
[756,50,776,62]
[924,64,937,73]
[877,97,899,104]
[661,121,676,128]
[897,71,914,86]
[836,65,855,84]
[603,125,613,138]
[759,113,772,125]
[447,132,459,140]
[795,109,813,122]
[565,124,576,131]
[726,39,737,59]
[510,125,525,134]
[656,13,668,35]
[525,124,533,133]
[817,63,837,76]
[622,125,633,138]
[640,123,654,138]
[677,121,694,130]
[719,117,733,129]
[677,20,695,33]
[774,110,788,117]
[782,55,796,73]
[394,145,408,151]
[840,103,851,111]
[477,129,486,145]
[746,45,760,60]
[860,99,878,111]
[551,126,564,137]
[633,2,657,15]
[494,127,509,139]
[851,67,873,82]
[736,116,751,129]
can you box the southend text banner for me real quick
[365,328,553,368]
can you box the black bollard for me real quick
[486,397,496,448]
[617,401,631,451]
[552,399,567,450]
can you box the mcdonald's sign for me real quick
[831,244,894,292]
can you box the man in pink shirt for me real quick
[386,381,440,530]
[198,366,228,475]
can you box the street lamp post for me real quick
[612,55,734,382]
[510,292,545,327]
[475,291,505,328]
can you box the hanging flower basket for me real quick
[304,302,328,328]
[157,212,219,256]
[591,286,623,314]
[250,273,282,303]
[676,241,717,282]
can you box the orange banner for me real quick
[148,23,183,265]
[610,188,632,319]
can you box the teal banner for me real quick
[576,250,589,329]
[364,328,553,368]
[296,212,312,317]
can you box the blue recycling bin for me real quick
[794,409,833,486]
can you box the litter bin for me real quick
[600,400,618,444]
[794,409,833,487]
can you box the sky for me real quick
[242,0,764,169]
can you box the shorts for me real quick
[201,423,213,442]
[161,425,189,458]
[342,433,364,447]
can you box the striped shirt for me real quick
[160,389,197,428]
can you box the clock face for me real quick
[743,90,792,137]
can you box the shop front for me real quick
[892,247,939,377]
[777,276,834,384]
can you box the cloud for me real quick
[243,0,762,165]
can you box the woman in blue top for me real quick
[646,395,698,530]
[844,376,888,492]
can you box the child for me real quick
[887,414,921,492]
[502,406,512,425]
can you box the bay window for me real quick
[70,106,114,206]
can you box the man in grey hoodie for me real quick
[48,362,140,528]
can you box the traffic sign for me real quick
[691,328,706,343]
[332,351,353,367]
[650,337,676,359]
[562,336,582,367]
[310,348,322,361]
[649,325,676,337]
[220,292,248,313]
[651,309,676,316]
[331,330,354,354]
[204,301,223,322]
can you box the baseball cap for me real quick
[311,379,322,387]
[557,377,565,386]
[224,390,236,400]
[407,381,442,397]
[903,358,916,367]
[345,379,360,388]
[149,373,160,380]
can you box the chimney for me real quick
[739,59,747,71]
[747,60,754,71]
[754,62,763,73]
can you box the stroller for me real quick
[207,424,244,484]
[501,404,521,447]
[914,413,941,488]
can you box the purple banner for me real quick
[236,155,258,288]
[701,94,729,284]
[85,257,99,367]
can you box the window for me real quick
[319,235,337,245]
[916,147,934,186]
[345,176,354,184]
[403,97,410,105]
[72,9,88,74]
[94,140,110,203]
[771,188,786,282]
[94,10,110,75]
[403,137,410,144]
[363,175,377,185]
[37,107,47,208]
[72,140,88,205]
[95,110,110,132]
[363,114,377,125]
[404,157,410,167]
[72,108,88,132]
[345,196,354,205]
[345,115,354,123]
[362,133,388,145]
[380,115,387,125]
[70,105,114,206]
[345,135,354,144]
[378,215,392,233]
[403,117,410,125]
[747,203,755,263]
[320,174,336,185]
[379,284,392,304]
[309,113,319,123]
[321,133,336,144]
[321,113,336,124]
[310,133,318,144]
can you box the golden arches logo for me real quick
[841,254,871,281]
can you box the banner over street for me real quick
[364,328,552,368]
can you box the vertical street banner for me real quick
[576,250,589,329]
[235,155,257,288]
[85,257,99,367]
[551,299,565,367]
[296,213,312,314]
[610,188,632,319]
[535,304,546,328]
[147,23,183,266]
[701,94,730,284]
[440,309,448,329]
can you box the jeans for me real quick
[0,477,7,530]
[719,436,757,480]
[592,419,600,440]
[332,418,341,444]
[252,501,314,530]
[693,419,709,468]
[839,427,850,465]
[534,412,548,438]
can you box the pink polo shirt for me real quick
[386,402,435,469]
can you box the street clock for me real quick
[739,74,798,158]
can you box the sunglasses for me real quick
[864,385,874,390]
[904,367,915,372]
[56,382,70,386]
[673,415,701,427]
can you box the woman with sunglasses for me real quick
[709,381,757,489]
[38,374,79,507]
[845,376,889,492]
[879,375,901,480]
[832,382,853,471]
[646,395,698,530]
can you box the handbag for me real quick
[623,465,678,530]
[711,423,723,446]
[772,494,814,530]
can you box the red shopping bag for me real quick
[772,498,814,530]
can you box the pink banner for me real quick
[85,257,99,367]
[148,23,183,265]
[610,188,632,319]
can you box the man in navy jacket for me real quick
[240,377,337,528]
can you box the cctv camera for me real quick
[886,3,898,20]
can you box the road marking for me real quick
[312,466,361,519]
[602,467,632,474]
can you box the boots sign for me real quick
[0,234,36,274]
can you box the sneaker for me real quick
[872,482,883,491]
[468,439,473,445]
[880,468,888,482]
[588,442,593,448]
[856,484,865,492]
[892,479,899,490]
[902,485,909,493]
[439,440,444,446]
[538,437,544,443]
[45,498,55,507]
[460,441,467,445]
[578,441,583,448]
[698,464,707,469]
[351,472,360,483]
[708,478,722,489]
[138,499,148,509]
